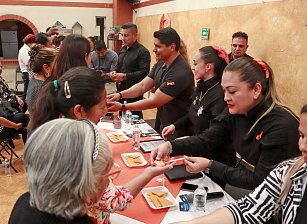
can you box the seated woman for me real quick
[26,44,56,112]
[0,63,28,143]
[27,66,173,224]
[173,103,307,224]
[151,58,300,191]
[162,45,228,139]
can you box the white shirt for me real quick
[18,44,31,73]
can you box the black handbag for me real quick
[0,99,19,118]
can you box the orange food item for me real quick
[154,160,165,167]
[147,190,173,208]
[125,155,142,165]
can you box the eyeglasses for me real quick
[103,162,121,180]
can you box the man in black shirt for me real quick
[108,28,194,139]
[110,23,150,118]
[228,32,253,63]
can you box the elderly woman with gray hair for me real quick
[9,119,171,224]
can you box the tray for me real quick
[141,186,176,210]
[106,131,129,143]
[121,152,147,167]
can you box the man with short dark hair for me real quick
[228,32,253,62]
[89,40,118,74]
[111,23,151,118]
[108,27,194,139]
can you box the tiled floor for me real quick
[0,109,156,224]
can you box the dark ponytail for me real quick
[28,67,107,133]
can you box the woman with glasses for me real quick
[10,118,172,224]
[26,66,173,224]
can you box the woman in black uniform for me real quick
[162,45,228,139]
[151,57,300,191]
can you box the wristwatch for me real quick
[204,160,213,174]
[121,102,126,111]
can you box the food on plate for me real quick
[109,133,126,141]
[153,160,165,167]
[125,155,143,165]
[148,190,167,197]
[147,190,173,208]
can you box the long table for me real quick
[98,121,234,224]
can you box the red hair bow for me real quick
[253,58,270,79]
[212,45,229,64]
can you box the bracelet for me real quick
[118,92,123,100]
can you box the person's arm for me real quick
[123,164,173,197]
[170,112,231,157]
[173,114,192,131]
[124,88,174,111]
[0,117,22,129]
[107,77,154,102]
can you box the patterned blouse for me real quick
[87,181,133,224]
[227,159,307,224]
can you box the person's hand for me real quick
[161,124,175,140]
[16,96,24,108]
[143,163,174,179]
[112,73,126,82]
[110,71,117,81]
[15,123,23,130]
[150,141,172,165]
[107,92,121,102]
[184,156,210,173]
[107,101,122,112]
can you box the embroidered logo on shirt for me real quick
[167,82,175,86]
[256,131,263,141]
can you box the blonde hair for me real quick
[24,118,112,219]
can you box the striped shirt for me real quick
[227,159,307,224]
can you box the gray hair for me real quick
[24,118,112,219]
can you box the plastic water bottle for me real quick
[132,125,141,150]
[122,101,127,121]
[193,184,207,211]
[3,158,12,176]
[125,110,132,130]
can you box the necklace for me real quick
[194,82,220,105]
[194,81,220,117]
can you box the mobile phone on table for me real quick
[180,183,199,191]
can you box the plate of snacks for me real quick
[141,186,176,209]
[106,132,129,143]
[121,152,147,167]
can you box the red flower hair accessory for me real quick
[253,58,270,79]
[212,45,229,64]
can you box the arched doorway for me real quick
[0,14,38,59]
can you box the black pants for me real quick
[22,72,29,101]
[0,112,29,143]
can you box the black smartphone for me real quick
[180,183,199,191]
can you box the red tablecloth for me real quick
[103,130,184,224]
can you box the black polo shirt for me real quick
[148,55,194,138]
